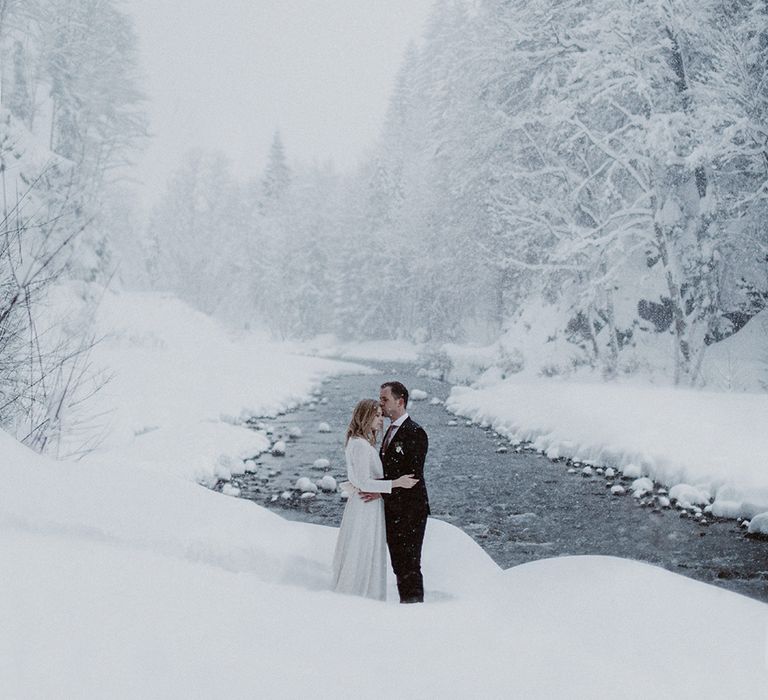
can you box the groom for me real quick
[371,381,430,603]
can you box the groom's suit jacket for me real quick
[380,417,430,518]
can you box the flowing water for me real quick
[224,362,768,603]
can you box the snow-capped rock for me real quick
[230,461,246,476]
[411,389,428,401]
[567,468,577,474]
[710,500,741,519]
[214,459,232,481]
[447,420,458,426]
[611,485,626,495]
[280,491,292,500]
[496,446,508,454]
[295,477,317,493]
[313,458,331,471]
[745,511,768,535]
[317,422,332,433]
[632,477,654,497]
[300,492,316,500]
[243,459,257,472]
[430,397,443,406]
[582,466,594,477]
[288,426,303,439]
[622,464,643,479]
[669,484,711,507]
[657,496,671,508]
[271,441,287,456]
[604,467,616,479]
[318,475,337,492]
[221,484,240,497]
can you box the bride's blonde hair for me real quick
[345,399,381,446]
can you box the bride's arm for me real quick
[346,439,392,494]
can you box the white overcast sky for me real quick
[124,0,435,207]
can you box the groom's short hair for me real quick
[381,381,408,408]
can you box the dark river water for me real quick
[222,362,768,603]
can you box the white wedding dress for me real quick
[331,436,393,600]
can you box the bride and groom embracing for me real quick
[331,381,430,604]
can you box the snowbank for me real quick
[60,289,368,482]
[2,430,766,699]
[446,378,768,523]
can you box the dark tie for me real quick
[382,423,396,452]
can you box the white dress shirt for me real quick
[384,412,409,449]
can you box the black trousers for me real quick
[385,510,428,603]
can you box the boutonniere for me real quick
[395,443,404,455]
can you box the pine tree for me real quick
[261,130,291,207]
[8,40,32,126]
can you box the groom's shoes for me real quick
[396,572,424,603]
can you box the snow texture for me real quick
[2,292,767,698]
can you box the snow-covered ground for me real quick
[2,291,767,698]
[54,287,369,483]
[3,428,767,699]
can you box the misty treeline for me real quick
[0,0,145,451]
[149,0,768,385]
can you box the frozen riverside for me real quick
[229,363,768,603]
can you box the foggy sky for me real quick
[125,0,435,208]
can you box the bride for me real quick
[331,399,418,600]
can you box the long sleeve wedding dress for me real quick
[331,437,392,600]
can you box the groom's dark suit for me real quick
[380,417,429,603]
